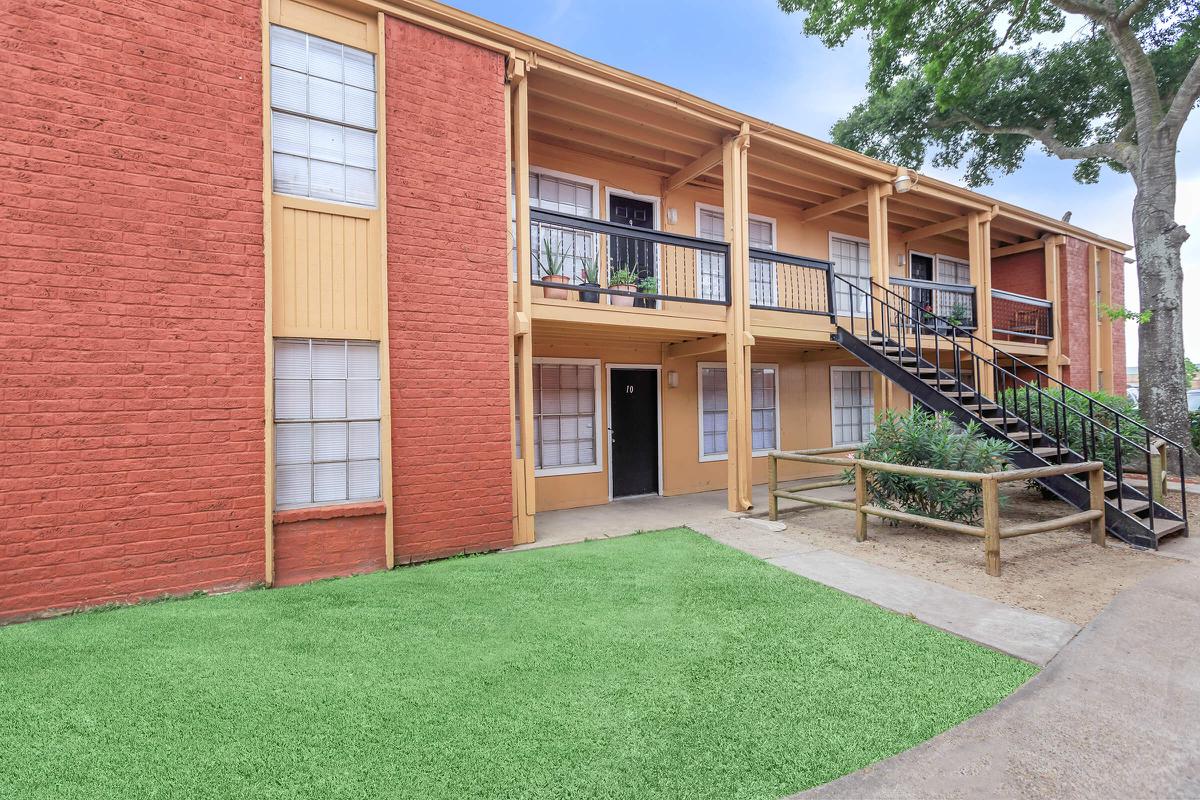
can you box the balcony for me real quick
[889,277,978,332]
[528,209,730,313]
[991,289,1053,344]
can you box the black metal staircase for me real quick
[831,276,1188,549]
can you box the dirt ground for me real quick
[775,484,1185,625]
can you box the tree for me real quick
[778,0,1200,470]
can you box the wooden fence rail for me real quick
[768,447,1107,577]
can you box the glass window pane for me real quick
[272,153,309,197]
[307,76,344,124]
[270,26,308,71]
[309,160,346,202]
[346,343,378,379]
[314,422,348,461]
[343,47,375,90]
[272,112,308,157]
[312,380,347,418]
[348,421,379,459]
[275,423,312,465]
[345,167,375,207]
[313,462,348,503]
[307,36,342,81]
[308,120,344,164]
[274,340,310,378]
[270,65,307,114]
[347,380,379,418]
[344,128,376,169]
[349,459,380,500]
[274,379,311,419]
[275,464,312,507]
[344,86,376,129]
[311,341,345,378]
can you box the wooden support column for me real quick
[1095,246,1113,392]
[866,183,892,412]
[1044,235,1065,381]
[968,211,995,398]
[723,123,753,512]
[510,59,536,545]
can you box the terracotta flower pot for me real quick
[542,273,570,300]
[609,283,637,307]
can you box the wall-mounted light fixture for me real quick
[893,170,917,194]
[667,370,679,388]
[666,208,678,225]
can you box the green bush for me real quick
[1190,410,1200,452]
[995,387,1143,473]
[846,409,1013,526]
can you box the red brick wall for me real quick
[272,505,387,587]
[0,0,265,622]
[1058,238,1092,390]
[1110,250,1128,396]
[384,19,512,562]
[991,250,1045,299]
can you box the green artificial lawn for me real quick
[0,528,1035,800]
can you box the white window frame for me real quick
[696,361,781,462]
[695,202,728,301]
[908,250,935,280]
[529,166,602,217]
[273,338,383,510]
[828,231,871,315]
[531,357,604,478]
[934,254,972,285]
[268,25,379,209]
[830,366,876,447]
[748,213,778,308]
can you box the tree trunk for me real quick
[1132,146,1199,475]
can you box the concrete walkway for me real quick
[694,519,1079,666]
[796,560,1200,799]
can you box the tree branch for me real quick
[941,113,1135,168]
[1160,55,1200,138]
[1116,0,1151,26]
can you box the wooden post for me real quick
[511,61,536,545]
[1149,439,1166,504]
[768,453,778,522]
[1043,236,1065,381]
[982,476,1001,576]
[1088,463,1107,547]
[854,462,867,542]
[723,124,753,512]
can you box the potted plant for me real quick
[578,257,601,304]
[608,266,639,307]
[945,302,971,334]
[635,275,658,309]
[537,239,570,300]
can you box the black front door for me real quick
[609,195,656,304]
[610,368,659,498]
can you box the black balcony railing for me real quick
[528,208,730,307]
[747,248,834,316]
[890,276,978,331]
[992,289,1053,343]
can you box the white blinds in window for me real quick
[701,366,776,456]
[532,363,597,471]
[274,339,382,508]
[831,369,875,446]
[270,26,377,207]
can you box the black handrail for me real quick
[747,247,835,317]
[830,272,1187,540]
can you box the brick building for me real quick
[0,0,1138,623]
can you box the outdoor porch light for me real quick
[667,370,679,388]
[666,207,678,225]
[893,173,915,193]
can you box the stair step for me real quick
[962,402,999,412]
[1006,430,1042,441]
[983,415,1022,426]
[1117,499,1151,514]
[925,378,960,386]
[1032,446,1066,459]
[1151,520,1187,539]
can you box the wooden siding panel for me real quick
[273,198,379,340]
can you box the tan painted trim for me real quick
[723,125,753,512]
[512,67,536,545]
[991,239,1045,258]
[375,12,395,569]
[1044,236,1064,380]
[661,143,724,198]
[261,0,276,586]
[664,334,726,361]
[899,214,970,244]
[795,188,871,224]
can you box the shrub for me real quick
[847,409,1013,526]
[1190,410,1200,452]
[995,387,1142,474]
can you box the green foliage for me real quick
[1100,303,1153,324]
[997,386,1143,473]
[537,239,565,277]
[0,530,1034,799]
[847,409,1013,525]
[1190,410,1200,451]
[638,275,659,294]
[778,0,1200,186]
[580,256,600,285]
[1185,356,1198,386]
[608,266,640,287]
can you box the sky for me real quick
[449,0,1200,367]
